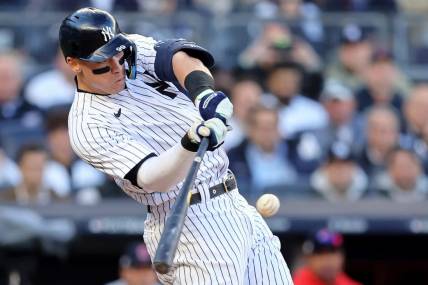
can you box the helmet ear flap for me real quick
[124,42,137,80]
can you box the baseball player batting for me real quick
[59,7,293,285]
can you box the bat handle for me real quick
[196,137,209,156]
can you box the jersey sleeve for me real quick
[128,34,160,79]
[70,122,156,187]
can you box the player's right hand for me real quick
[186,118,227,151]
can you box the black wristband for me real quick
[184,70,215,102]
[181,133,200,152]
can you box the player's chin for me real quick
[112,78,126,93]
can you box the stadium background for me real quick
[1,0,428,284]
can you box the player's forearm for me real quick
[173,52,233,124]
[172,51,212,90]
[137,144,196,193]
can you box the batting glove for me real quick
[194,90,233,125]
[181,118,228,151]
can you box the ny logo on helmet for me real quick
[101,26,114,42]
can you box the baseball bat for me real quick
[153,137,209,274]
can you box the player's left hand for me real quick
[195,91,233,124]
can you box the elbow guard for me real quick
[154,39,215,82]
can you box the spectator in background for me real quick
[223,78,262,150]
[279,0,311,20]
[315,79,364,156]
[326,24,373,92]
[239,22,294,71]
[400,85,428,172]
[0,52,45,158]
[239,22,321,74]
[403,84,428,138]
[239,22,323,99]
[355,49,408,115]
[44,108,106,200]
[106,242,159,285]
[0,145,21,192]
[0,51,42,128]
[293,228,362,285]
[265,62,327,137]
[414,122,428,173]
[228,105,298,196]
[24,48,75,110]
[0,144,66,205]
[375,148,428,202]
[279,0,325,55]
[356,106,400,185]
[310,142,368,202]
[252,0,324,53]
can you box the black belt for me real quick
[147,173,237,213]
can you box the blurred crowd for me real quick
[224,20,428,203]
[0,0,428,207]
[0,0,418,14]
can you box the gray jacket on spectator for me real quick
[310,166,368,202]
[374,173,428,203]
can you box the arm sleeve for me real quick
[136,144,197,193]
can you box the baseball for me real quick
[256,194,280,217]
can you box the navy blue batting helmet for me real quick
[59,7,136,79]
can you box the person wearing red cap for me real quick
[293,229,362,285]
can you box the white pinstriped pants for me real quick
[143,190,294,285]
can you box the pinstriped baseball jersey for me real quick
[68,33,293,285]
[68,34,229,205]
